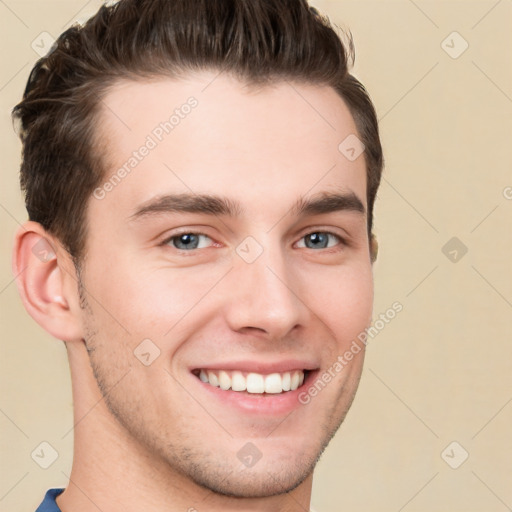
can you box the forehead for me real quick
[92,73,366,221]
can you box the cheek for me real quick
[303,262,374,341]
[85,244,372,345]
[87,259,229,338]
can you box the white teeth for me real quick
[290,371,300,391]
[197,369,306,394]
[282,372,291,391]
[231,371,247,391]
[218,370,231,390]
[264,373,282,394]
[208,371,219,387]
[246,373,265,393]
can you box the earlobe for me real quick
[12,222,84,342]
[370,233,378,263]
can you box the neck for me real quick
[57,342,313,512]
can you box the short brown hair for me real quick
[13,0,383,262]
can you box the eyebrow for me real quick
[129,191,365,222]
[291,191,365,217]
[129,194,242,220]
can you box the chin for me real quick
[158,434,327,499]
[187,460,316,499]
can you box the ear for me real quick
[370,233,378,263]
[12,221,84,342]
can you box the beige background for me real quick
[1,1,511,511]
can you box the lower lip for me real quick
[191,371,318,415]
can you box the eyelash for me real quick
[160,230,215,250]
[160,230,347,252]
[296,231,345,250]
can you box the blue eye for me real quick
[297,232,341,249]
[168,233,213,250]
[164,231,342,252]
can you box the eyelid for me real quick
[294,226,349,246]
[294,231,346,249]
[159,229,217,248]
[157,226,349,251]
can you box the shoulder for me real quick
[35,488,65,512]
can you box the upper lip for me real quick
[190,359,319,374]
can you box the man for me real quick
[12,0,382,510]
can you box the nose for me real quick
[222,245,308,339]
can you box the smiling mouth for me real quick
[192,369,309,394]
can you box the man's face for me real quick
[79,73,373,497]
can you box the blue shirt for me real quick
[35,489,64,512]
